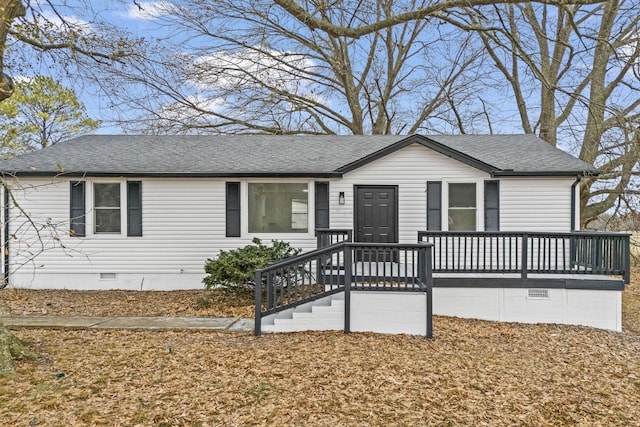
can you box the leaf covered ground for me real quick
[0,270,639,426]
[0,288,254,319]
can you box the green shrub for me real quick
[203,238,301,295]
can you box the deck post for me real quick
[344,244,352,334]
[419,244,434,339]
[521,233,528,280]
[624,234,631,284]
[254,269,263,336]
[426,244,433,339]
[266,271,274,310]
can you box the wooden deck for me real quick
[322,261,624,290]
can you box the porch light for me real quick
[338,191,345,205]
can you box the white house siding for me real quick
[6,177,318,290]
[328,143,576,239]
[499,177,574,232]
[5,143,579,290]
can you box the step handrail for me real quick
[255,241,434,338]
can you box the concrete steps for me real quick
[261,293,345,333]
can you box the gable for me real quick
[342,142,491,181]
[337,135,498,175]
[337,134,598,177]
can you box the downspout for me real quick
[2,185,9,288]
[570,175,581,231]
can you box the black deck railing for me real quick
[417,231,631,283]
[255,241,433,337]
[316,228,353,247]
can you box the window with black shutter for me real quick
[127,181,142,236]
[226,182,241,237]
[426,181,442,230]
[315,181,329,231]
[484,180,500,231]
[70,181,86,237]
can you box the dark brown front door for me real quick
[355,186,397,244]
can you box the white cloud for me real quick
[188,47,321,99]
[156,95,228,125]
[618,35,640,74]
[40,11,93,33]
[13,75,33,84]
[123,1,177,21]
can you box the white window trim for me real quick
[87,179,128,238]
[442,179,485,231]
[241,179,315,239]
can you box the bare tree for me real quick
[0,1,142,102]
[102,0,488,135]
[452,1,640,227]
[0,0,140,377]
[271,0,605,38]
[0,177,72,375]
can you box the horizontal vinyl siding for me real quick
[7,178,316,277]
[331,143,489,243]
[6,148,575,284]
[499,178,573,232]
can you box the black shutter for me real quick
[315,181,330,231]
[127,181,143,236]
[70,181,86,237]
[226,182,241,237]
[426,181,442,230]
[484,180,500,231]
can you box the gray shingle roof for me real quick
[0,134,598,177]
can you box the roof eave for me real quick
[1,171,344,178]
[491,170,600,177]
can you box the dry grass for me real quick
[623,268,640,335]
[0,288,254,319]
[1,270,639,426]
[1,321,639,426]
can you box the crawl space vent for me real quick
[527,289,550,300]
[100,273,117,280]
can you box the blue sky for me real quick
[17,1,179,134]
[19,1,532,136]
[17,0,635,152]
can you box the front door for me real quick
[355,186,398,244]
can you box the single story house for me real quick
[0,134,630,333]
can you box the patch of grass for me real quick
[194,297,212,310]
[247,381,277,402]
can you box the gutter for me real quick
[491,170,599,177]
[571,176,582,231]
[0,171,344,179]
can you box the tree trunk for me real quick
[0,0,26,102]
[0,320,36,377]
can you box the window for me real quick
[94,183,121,233]
[248,183,308,233]
[448,183,476,231]
[70,181,142,236]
